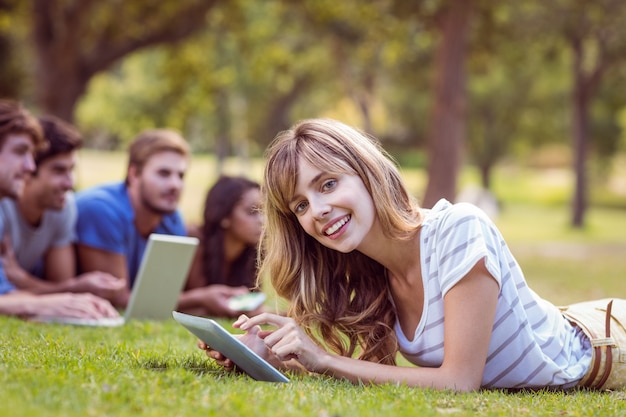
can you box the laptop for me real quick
[32,233,199,326]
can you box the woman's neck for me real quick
[222,233,246,264]
[358,221,421,283]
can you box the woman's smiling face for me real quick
[289,157,376,253]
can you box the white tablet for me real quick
[172,311,289,383]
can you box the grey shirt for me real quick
[0,192,76,278]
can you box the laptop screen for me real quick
[124,233,199,321]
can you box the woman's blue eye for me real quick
[294,201,308,214]
[322,179,336,191]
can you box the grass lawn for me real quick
[3,316,626,417]
[2,150,625,416]
[3,315,626,417]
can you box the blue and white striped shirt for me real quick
[395,199,592,389]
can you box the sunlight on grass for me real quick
[495,203,626,243]
[3,316,626,417]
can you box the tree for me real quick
[562,1,626,227]
[523,0,626,227]
[422,0,473,208]
[30,0,220,122]
[465,2,541,190]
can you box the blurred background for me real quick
[2,0,626,231]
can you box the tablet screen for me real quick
[172,311,289,383]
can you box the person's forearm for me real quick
[177,288,209,313]
[7,269,60,294]
[316,354,479,392]
[0,291,37,316]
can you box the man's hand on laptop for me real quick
[31,293,120,319]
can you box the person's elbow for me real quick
[438,365,483,392]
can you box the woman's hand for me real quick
[200,285,250,318]
[236,313,330,373]
[197,314,284,371]
[198,339,236,371]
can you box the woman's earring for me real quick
[220,219,230,228]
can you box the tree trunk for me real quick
[422,0,472,208]
[214,88,230,176]
[480,163,491,190]
[260,76,310,146]
[571,39,589,228]
[31,0,86,121]
[30,0,218,122]
[35,63,89,123]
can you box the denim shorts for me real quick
[560,298,626,390]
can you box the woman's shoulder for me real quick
[422,199,496,240]
[424,198,487,223]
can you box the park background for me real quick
[2,1,626,416]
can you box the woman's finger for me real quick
[237,312,292,330]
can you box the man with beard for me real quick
[0,115,124,302]
[0,99,119,320]
[75,129,246,315]
[75,129,191,307]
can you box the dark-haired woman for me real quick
[178,176,264,318]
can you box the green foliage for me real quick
[68,0,626,186]
[76,51,175,149]
[387,147,428,169]
[74,0,440,153]
[2,0,625,175]
[0,0,29,99]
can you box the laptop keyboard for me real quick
[31,315,125,327]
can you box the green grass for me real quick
[2,316,626,417]
[4,150,622,416]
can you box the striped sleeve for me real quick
[432,202,503,295]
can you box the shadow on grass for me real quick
[139,355,217,376]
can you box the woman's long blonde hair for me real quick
[259,119,422,364]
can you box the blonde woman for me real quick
[201,118,625,391]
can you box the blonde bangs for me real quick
[263,139,298,215]
[263,130,354,216]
